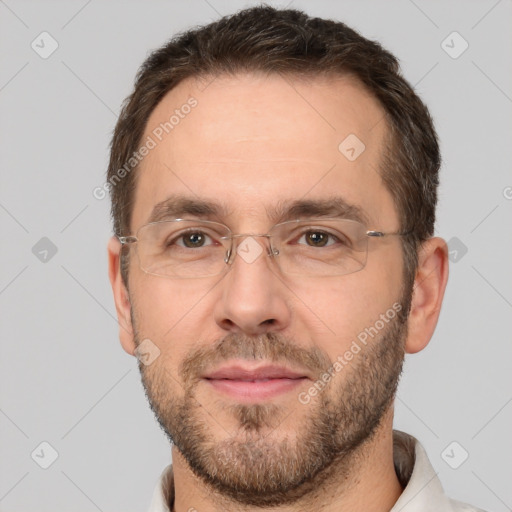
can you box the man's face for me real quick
[125,73,409,505]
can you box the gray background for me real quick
[0,0,511,511]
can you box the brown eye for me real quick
[181,232,207,248]
[167,230,216,249]
[298,230,339,247]
[305,231,330,247]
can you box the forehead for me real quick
[130,72,397,231]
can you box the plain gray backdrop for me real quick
[1,1,511,511]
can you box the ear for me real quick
[405,237,449,354]
[107,236,136,356]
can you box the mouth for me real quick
[202,363,310,402]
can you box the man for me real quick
[107,6,484,512]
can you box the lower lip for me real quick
[204,377,308,401]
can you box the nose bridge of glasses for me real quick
[223,233,278,266]
[228,232,272,238]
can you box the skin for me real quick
[108,72,449,512]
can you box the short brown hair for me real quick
[107,5,440,299]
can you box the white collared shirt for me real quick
[146,430,485,512]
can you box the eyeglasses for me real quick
[118,218,408,279]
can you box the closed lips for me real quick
[203,365,309,381]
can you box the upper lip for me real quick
[203,363,310,381]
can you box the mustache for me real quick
[179,332,332,385]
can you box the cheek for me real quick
[130,276,189,333]
[129,274,222,357]
[288,270,400,355]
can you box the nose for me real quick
[213,235,292,336]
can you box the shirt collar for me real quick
[146,430,473,512]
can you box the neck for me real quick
[171,407,403,512]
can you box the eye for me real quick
[173,230,216,249]
[297,230,340,248]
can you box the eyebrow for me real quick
[146,194,370,226]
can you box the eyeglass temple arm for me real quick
[366,229,412,238]
[118,235,138,245]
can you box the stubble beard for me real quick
[136,299,408,507]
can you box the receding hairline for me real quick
[132,68,394,207]
[148,67,385,117]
